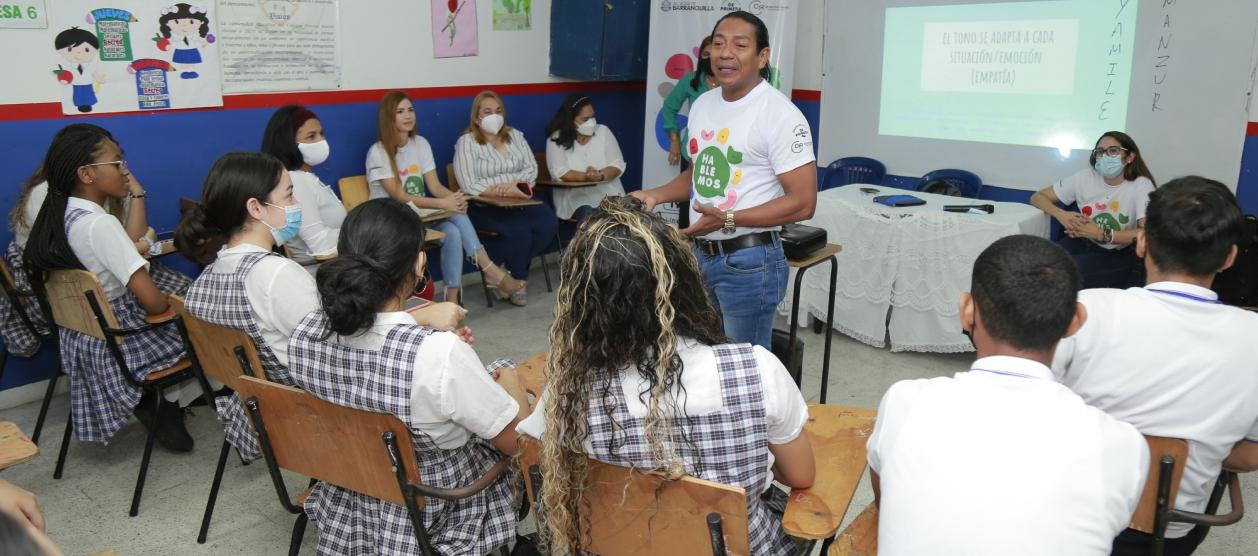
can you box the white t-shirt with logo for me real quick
[365,135,438,200]
[685,80,814,239]
[1052,168,1154,250]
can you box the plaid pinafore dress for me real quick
[287,311,517,555]
[59,208,186,443]
[184,250,297,461]
[586,343,795,555]
[1,241,48,357]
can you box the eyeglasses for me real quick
[1093,146,1128,158]
[82,159,129,172]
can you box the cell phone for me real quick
[860,187,880,195]
[148,238,173,257]
[516,181,533,197]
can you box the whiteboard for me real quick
[819,0,1258,191]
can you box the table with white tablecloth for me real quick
[780,185,1050,353]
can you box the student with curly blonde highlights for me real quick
[516,197,815,554]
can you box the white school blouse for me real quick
[211,243,319,366]
[64,196,147,301]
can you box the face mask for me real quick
[479,113,504,135]
[1094,154,1126,180]
[263,202,302,246]
[576,117,597,136]
[297,139,330,166]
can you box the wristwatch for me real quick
[1101,227,1113,244]
[128,190,146,199]
[722,210,736,234]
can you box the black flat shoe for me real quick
[155,401,194,453]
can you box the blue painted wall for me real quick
[0,86,644,391]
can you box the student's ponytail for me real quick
[316,199,425,338]
[24,124,114,279]
[175,152,284,264]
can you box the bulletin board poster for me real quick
[432,0,477,58]
[0,1,48,29]
[491,0,529,31]
[217,0,341,93]
[48,2,223,115]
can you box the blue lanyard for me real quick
[1146,288,1222,304]
[970,368,1039,380]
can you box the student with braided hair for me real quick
[517,196,814,555]
[287,198,527,555]
[23,123,193,451]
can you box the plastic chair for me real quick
[917,169,983,199]
[822,157,887,191]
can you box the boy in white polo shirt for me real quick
[868,235,1148,556]
[1052,176,1258,556]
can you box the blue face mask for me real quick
[1094,154,1126,180]
[264,202,302,246]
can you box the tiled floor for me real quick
[0,273,1253,555]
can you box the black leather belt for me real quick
[694,231,778,256]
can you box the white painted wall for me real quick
[0,0,563,106]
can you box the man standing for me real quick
[1052,176,1258,556]
[632,10,817,350]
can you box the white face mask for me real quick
[576,117,597,136]
[297,139,330,166]
[479,113,505,135]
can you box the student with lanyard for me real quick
[632,11,817,350]
[518,197,814,555]
[174,152,318,462]
[867,235,1149,556]
[661,34,715,228]
[260,105,346,268]
[287,199,527,555]
[24,123,194,452]
[1030,131,1156,288]
[1051,176,1258,556]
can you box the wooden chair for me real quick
[337,175,370,213]
[0,256,60,445]
[446,163,554,306]
[0,420,38,471]
[517,390,874,555]
[1130,436,1244,556]
[828,504,878,556]
[40,269,195,517]
[169,294,267,544]
[234,376,512,556]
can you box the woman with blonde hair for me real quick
[517,196,815,555]
[453,90,558,306]
[366,91,523,305]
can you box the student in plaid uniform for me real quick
[516,197,815,555]
[175,152,319,460]
[288,198,529,555]
[5,137,193,356]
[22,124,193,452]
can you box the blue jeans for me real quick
[1057,236,1142,289]
[434,214,484,288]
[468,203,559,280]
[694,237,788,350]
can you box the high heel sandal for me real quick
[486,271,524,302]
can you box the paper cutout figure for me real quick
[157,3,214,79]
[53,27,105,113]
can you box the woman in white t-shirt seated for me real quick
[518,196,814,555]
[543,94,627,221]
[1030,131,1156,288]
[259,105,346,266]
[366,91,523,306]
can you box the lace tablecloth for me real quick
[780,185,1049,353]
